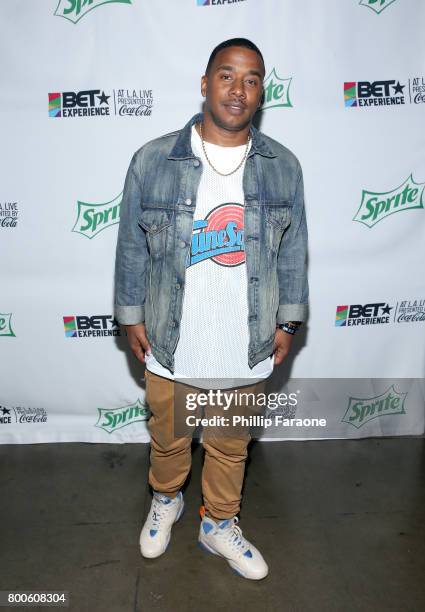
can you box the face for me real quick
[201,46,265,132]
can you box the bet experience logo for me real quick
[344,80,405,107]
[0,313,15,337]
[342,386,406,429]
[260,68,292,111]
[353,175,424,227]
[72,193,121,239]
[95,399,150,433]
[335,300,425,326]
[359,0,398,14]
[54,0,131,24]
[336,303,392,327]
[344,78,425,108]
[49,89,153,118]
[63,315,121,338]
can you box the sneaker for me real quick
[139,491,184,558]
[198,511,268,580]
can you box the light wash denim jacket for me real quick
[114,113,308,373]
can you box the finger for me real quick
[274,353,283,366]
[131,343,146,363]
[141,338,152,353]
[273,346,286,366]
[135,332,151,354]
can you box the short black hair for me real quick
[205,38,265,75]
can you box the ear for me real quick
[201,74,207,98]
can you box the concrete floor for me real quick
[0,438,424,612]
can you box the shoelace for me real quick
[148,497,173,529]
[220,517,250,556]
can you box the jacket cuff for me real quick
[277,304,308,325]
[114,305,145,325]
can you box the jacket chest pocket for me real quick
[264,201,291,230]
[263,202,291,254]
[138,207,173,258]
[139,207,173,235]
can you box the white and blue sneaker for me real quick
[198,513,269,580]
[139,491,184,558]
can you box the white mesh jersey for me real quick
[145,125,274,388]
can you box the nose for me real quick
[229,78,246,99]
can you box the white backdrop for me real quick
[1,0,424,444]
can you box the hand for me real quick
[272,328,293,366]
[125,323,152,363]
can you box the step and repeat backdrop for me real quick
[1,0,424,444]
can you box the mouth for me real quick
[223,102,246,115]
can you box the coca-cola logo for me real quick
[395,299,425,323]
[1,217,17,228]
[116,89,153,118]
[118,105,152,116]
[397,312,425,322]
[0,202,18,228]
[413,93,425,104]
[18,412,48,424]
[409,77,425,105]
[0,406,48,426]
[15,406,47,423]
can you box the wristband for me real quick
[277,322,300,335]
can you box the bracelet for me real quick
[277,322,300,335]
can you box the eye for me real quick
[246,79,258,87]
[220,74,232,81]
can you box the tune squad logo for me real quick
[187,203,245,267]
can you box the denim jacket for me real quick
[114,113,308,373]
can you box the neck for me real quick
[197,112,251,147]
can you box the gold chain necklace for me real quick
[198,122,251,177]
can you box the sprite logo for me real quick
[0,313,15,337]
[54,0,131,24]
[72,193,121,239]
[342,386,407,429]
[353,175,424,227]
[260,68,292,111]
[359,0,398,14]
[96,399,150,433]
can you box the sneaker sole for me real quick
[198,537,268,580]
[197,540,219,556]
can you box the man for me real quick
[114,38,308,580]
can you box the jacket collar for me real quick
[168,112,276,160]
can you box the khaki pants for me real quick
[144,369,265,520]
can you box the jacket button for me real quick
[151,224,157,231]
[193,159,200,167]
[185,198,192,206]
[179,240,186,248]
[175,283,181,289]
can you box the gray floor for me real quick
[1,438,424,612]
